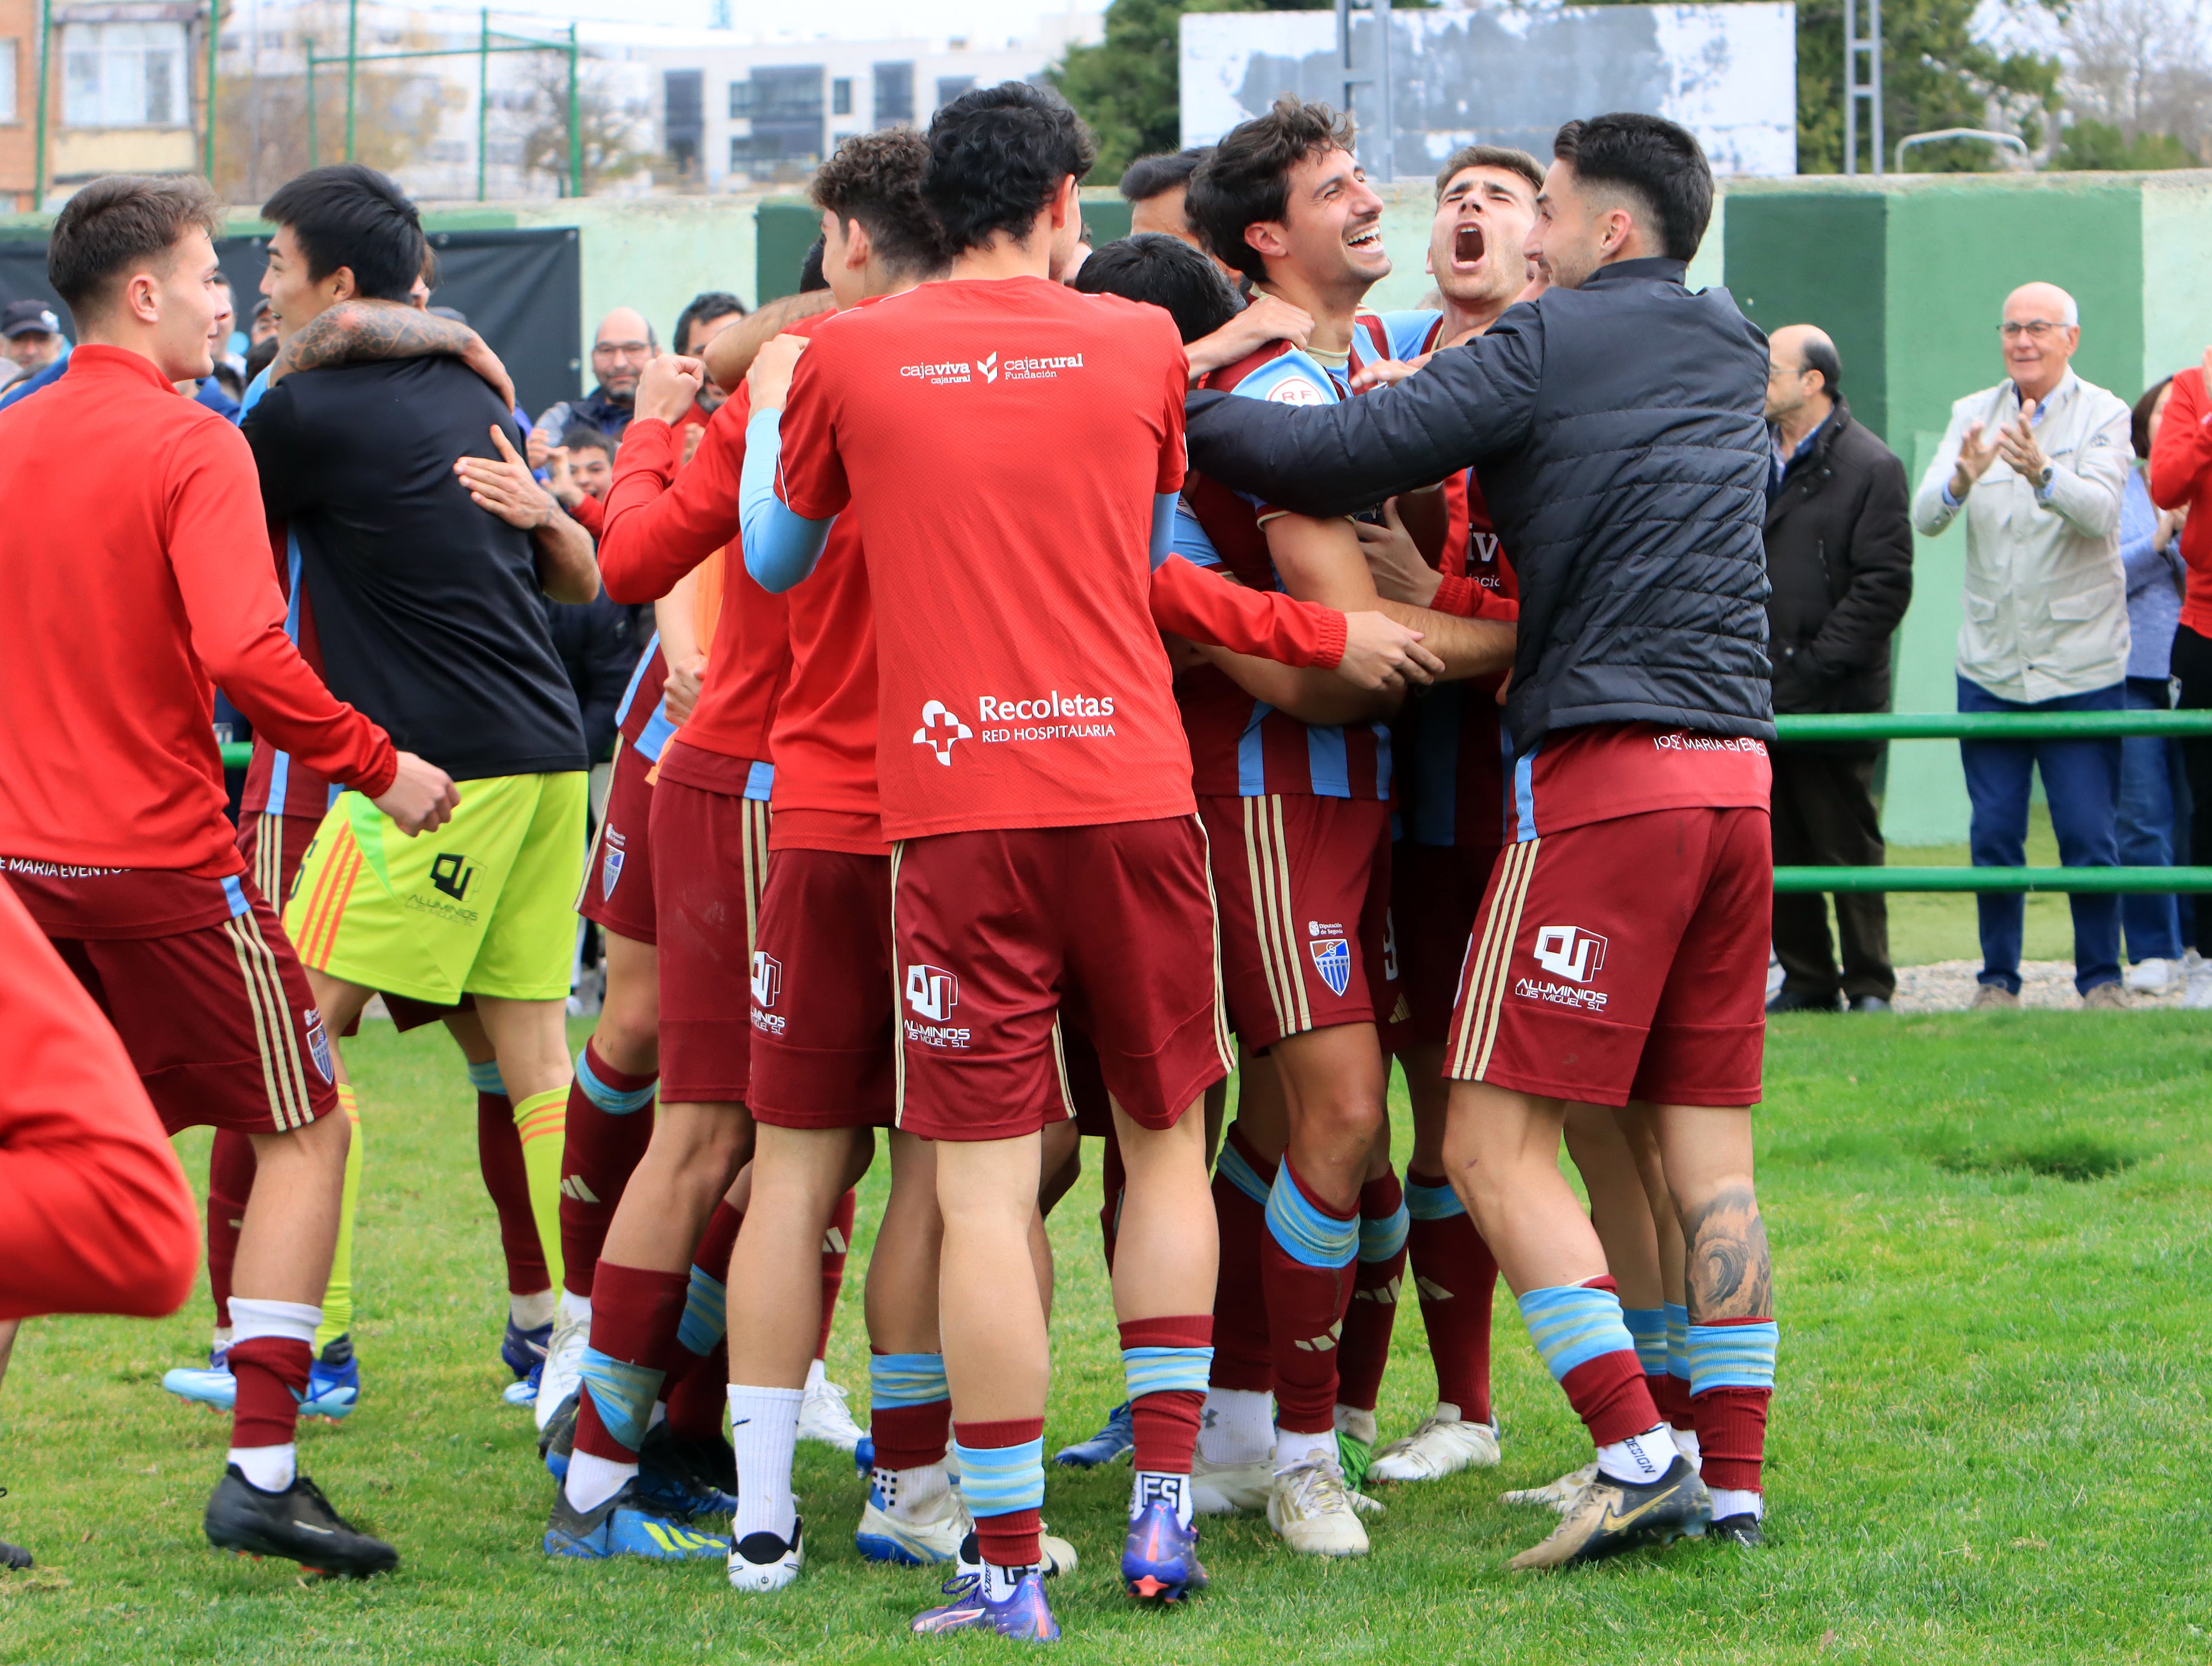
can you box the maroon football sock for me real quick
[557,1042,657,1301]
[953,1417,1045,1569]
[573,1262,689,1462]
[1119,1314,1211,1474]
[228,1334,310,1451]
[476,1087,547,1296]
[1208,1125,1275,1393]
[1335,1168,1406,1414]
[206,1130,257,1333]
[815,1188,855,1361]
[1261,1158,1355,1436]
[1405,1166,1497,1422]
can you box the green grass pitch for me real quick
[1,1011,2206,1663]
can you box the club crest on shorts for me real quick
[1309,935,1352,998]
[304,1010,334,1083]
[601,829,626,898]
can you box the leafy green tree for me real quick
[2054,116,2200,167]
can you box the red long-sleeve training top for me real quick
[0,878,199,1321]
[0,347,396,877]
[2146,365,2212,640]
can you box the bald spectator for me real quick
[1762,324,1914,1013]
[534,305,655,445]
[1914,282,2133,1008]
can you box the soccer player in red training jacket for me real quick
[740,85,1440,1640]
[0,175,456,1575]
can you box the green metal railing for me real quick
[1773,709,2209,894]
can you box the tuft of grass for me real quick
[1934,1131,2141,1183]
[2,1013,2209,1664]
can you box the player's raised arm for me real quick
[597,352,747,604]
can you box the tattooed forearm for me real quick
[1683,1183,1771,1321]
[268,300,479,385]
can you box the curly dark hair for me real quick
[923,82,1098,255]
[812,129,948,278]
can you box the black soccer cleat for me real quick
[204,1466,398,1577]
[635,1422,740,1520]
[0,1485,29,1570]
[1506,1454,1706,1571]
[1708,1511,1765,1547]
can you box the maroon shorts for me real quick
[577,739,659,947]
[890,817,1231,1142]
[1196,793,1397,1052]
[43,886,339,1136]
[747,848,896,1131]
[652,774,770,1104]
[1446,807,1769,1108]
[237,810,467,1037]
[1393,840,1502,1048]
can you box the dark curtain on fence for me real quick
[0,224,583,415]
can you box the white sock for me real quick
[1596,1423,1678,1487]
[804,1356,828,1392]
[211,1326,233,1351]
[1272,1426,1337,1474]
[228,1296,322,1346]
[1197,1388,1273,1466]
[511,1289,557,1331]
[729,1384,804,1540]
[1433,1400,1464,1424]
[1131,1470,1194,1529]
[556,1289,592,1330]
[564,1449,636,1514]
[1333,1404,1377,1447]
[875,1462,950,1521]
[229,1443,297,1492]
[1672,1426,1703,1471]
[1708,1486,1762,1521]
[978,1559,1041,1601]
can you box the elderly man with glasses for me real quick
[533,306,657,451]
[1912,282,2134,1008]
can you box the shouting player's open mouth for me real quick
[1453,220,1487,272]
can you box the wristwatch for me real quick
[2035,462,2054,491]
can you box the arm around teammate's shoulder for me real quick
[1184,312,1546,519]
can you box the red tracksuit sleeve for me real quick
[1148,553,1347,668]
[1432,573,1521,621]
[173,423,398,799]
[571,491,607,538]
[597,414,744,604]
[0,883,199,1323]
[2148,368,2212,510]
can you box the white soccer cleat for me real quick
[1191,1451,1274,1516]
[534,1308,590,1433]
[1501,1461,1598,1513]
[796,1366,865,1454]
[1367,1406,1502,1484]
[729,1517,806,1592]
[1266,1454,1373,1557]
[2126,957,2175,995]
[857,1481,969,1565]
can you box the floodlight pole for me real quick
[31,0,49,208]
[204,0,220,180]
[305,38,318,169]
[1843,0,1882,175]
[476,6,488,201]
[343,0,358,161]
[1373,0,1394,182]
[566,21,581,199]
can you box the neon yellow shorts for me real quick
[284,772,588,1005]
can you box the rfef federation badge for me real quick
[1309,936,1352,998]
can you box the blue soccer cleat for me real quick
[853,1435,875,1476]
[163,1348,237,1412]
[501,1317,551,1381]
[911,1570,1060,1641]
[503,1361,543,1408]
[1121,1501,1209,1602]
[300,1335,360,1420]
[1054,1402,1134,1468]
[543,1478,729,1560]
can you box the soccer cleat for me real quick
[1054,1401,1135,1468]
[1121,1501,1207,1601]
[857,1477,969,1565]
[1369,1409,1503,1484]
[1502,1461,1598,1512]
[204,1466,398,1577]
[957,1526,1078,1580]
[1336,1429,1375,1494]
[853,1436,875,1476]
[796,1370,865,1454]
[501,1316,551,1382]
[543,1477,728,1560]
[635,1423,739,1521]
[0,1487,29,1570]
[502,1361,543,1409]
[299,1335,360,1420]
[535,1308,589,1432]
[162,1360,238,1412]
[1191,1451,1274,1516]
[1266,1455,1372,1557]
[1505,1454,1706,1571]
[911,1571,1060,1640]
[539,1391,579,1482]
[727,1517,805,1592]
[1708,1512,1764,1547]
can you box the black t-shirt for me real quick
[245,357,589,781]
